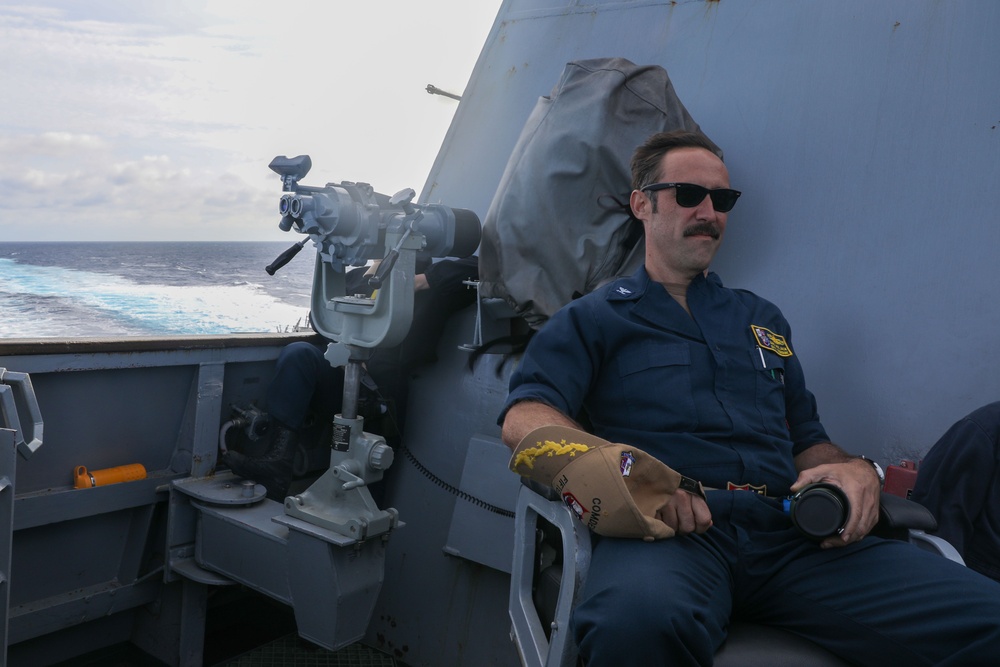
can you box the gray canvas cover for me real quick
[478,57,720,329]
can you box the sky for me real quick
[0,0,504,242]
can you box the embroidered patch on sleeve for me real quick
[751,325,793,357]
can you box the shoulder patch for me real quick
[751,325,793,357]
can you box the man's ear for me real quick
[630,189,651,223]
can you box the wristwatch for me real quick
[858,455,885,488]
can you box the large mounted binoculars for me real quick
[268,155,480,274]
[266,154,481,349]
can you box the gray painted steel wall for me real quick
[423,0,1000,464]
[0,336,297,664]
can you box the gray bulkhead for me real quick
[380,0,1000,659]
[0,336,305,664]
[428,0,1000,457]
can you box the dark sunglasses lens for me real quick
[710,190,740,213]
[673,184,710,208]
[658,183,740,212]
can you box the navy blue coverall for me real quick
[912,401,1000,583]
[501,267,1000,666]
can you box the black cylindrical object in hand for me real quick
[784,483,850,540]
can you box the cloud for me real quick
[0,0,501,241]
[0,130,269,241]
[0,132,106,160]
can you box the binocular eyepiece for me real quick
[784,483,850,541]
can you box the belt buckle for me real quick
[726,481,768,496]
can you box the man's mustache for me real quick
[683,222,721,239]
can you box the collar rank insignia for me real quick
[615,286,632,296]
[751,325,792,357]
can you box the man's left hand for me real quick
[790,458,881,548]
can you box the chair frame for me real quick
[509,483,590,667]
[509,483,965,667]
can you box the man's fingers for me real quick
[692,496,714,533]
[656,492,713,535]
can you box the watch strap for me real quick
[858,455,885,488]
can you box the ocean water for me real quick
[0,242,318,338]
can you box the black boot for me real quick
[224,423,298,501]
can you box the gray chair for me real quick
[509,482,962,667]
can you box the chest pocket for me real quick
[617,343,698,432]
[751,346,788,436]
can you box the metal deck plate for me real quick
[220,637,398,666]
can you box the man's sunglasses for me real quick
[641,182,742,213]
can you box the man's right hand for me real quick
[655,490,713,535]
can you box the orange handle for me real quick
[74,463,147,489]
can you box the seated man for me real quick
[911,401,1000,582]
[499,130,1000,665]
[226,256,478,499]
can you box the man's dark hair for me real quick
[630,130,722,191]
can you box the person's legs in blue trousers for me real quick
[573,491,1000,666]
[572,492,739,666]
[265,341,344,430]
[226,341,344,499]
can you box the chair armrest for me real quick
[871,492,937,540]
[522,477,559,501]
[877,492,937,531]
[510,481,591,667]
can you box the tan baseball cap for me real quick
[510,425,705,541]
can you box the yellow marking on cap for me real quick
[514,439,590,469]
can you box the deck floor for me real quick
[50,589,403,667]
[220,636,398,666]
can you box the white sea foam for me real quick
[0,257,309,337]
